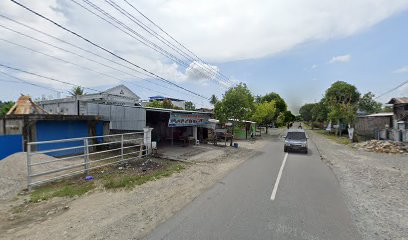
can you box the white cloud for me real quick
[393,66,408,73]
[311,64,318,69]
[329,54,352,63]
[0,0,407,102]
[153,0,408,61]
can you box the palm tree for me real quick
[69,86,85,96]
[210,94,218,105]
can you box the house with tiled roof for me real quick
[387,97,408,130]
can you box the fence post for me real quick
[121,134,124,162]
[143,127,153,155]
[26,144,32,191]
[84,139,89,174]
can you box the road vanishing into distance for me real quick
[147,129,361,240]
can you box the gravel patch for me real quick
[309,130,408,240]
[0,138,267,240]
[0,153,83,202]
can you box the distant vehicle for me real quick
[283,129,308,153]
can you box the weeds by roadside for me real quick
[30,181,95,203]
[103,164,185,189]
[2,158,188,235]
[27,158,186,202]
[313,129,352,145]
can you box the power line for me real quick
[104,0,229,87]
[0,69,63,93]
[0,63,100,92]
[375,79,408,100]
[0,24,180,97]
[76,0,225,88]
[79,0,189,67]
[0,38,177,98]
[0,63,162,101]
[0,14,153,80]
[0,37,141,89]
[10,0,209,100]
[121,0,235,86]
[0,14,204,100]
[1,65,210,108]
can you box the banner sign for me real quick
[168,113,210,127]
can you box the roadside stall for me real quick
[146,108,212,146]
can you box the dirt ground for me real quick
[0,138,267,240]
[0,152,84,202]
[0,147,142,202]
[309,130,408,240]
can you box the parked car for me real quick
[283,129,308,153]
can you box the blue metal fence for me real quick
[36,121,89,157]
[0,134,23,160]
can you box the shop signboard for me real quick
[168,113,210,127]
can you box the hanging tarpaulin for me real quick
[168,112,210,127]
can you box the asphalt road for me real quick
[147,130,361,240]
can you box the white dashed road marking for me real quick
[271,152,288,201]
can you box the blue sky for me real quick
[219,10,408,112]
[0,0,407,112]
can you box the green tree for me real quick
[210,94,218,105]
[185,101,196,110]
[162,99,174,109]
[299,103,315,122]
[276,112,286,127]
[275,110,296,128]
[381,106,393,112]
[146,99,182,110]
[214,83,255,145]
[252,101,277,133]
[69,86,85,96]
[324,81,360,136]
[257,92,288,126]
[358,92,382,114]
[258,92,287,113]
[283,110,296,123]
[0,101,14,117]
[311,99,329,128]
[146,100,163,108]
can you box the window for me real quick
[286,132,307,140]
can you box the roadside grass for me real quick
[313,129,352,145]
[27,158,187,202]
[30,181,95,203]
[102,164,185,189]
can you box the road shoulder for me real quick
[0,139,267,240]
[308,130,408,240]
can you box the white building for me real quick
[38,85,140,115]
[38,85,146,131]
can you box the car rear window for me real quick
[286,132,306,140]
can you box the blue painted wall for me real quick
[36,121,89,157]
[0,134,23,160]
[96,122,104,143]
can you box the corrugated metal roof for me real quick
[144,107,212,115]
[148,96,185,102]
[229,119,256,124]
[7,95,49,115]
[365,112,394,117]
[387,97,408,104]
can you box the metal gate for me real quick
[26,132,147,190]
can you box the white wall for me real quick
[172,100,185,109]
